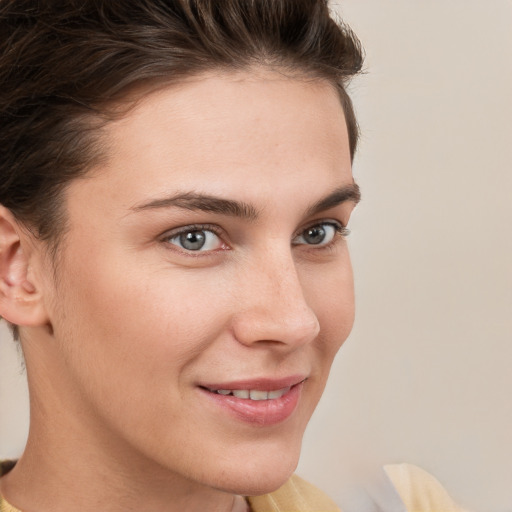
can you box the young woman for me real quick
[0,1,466,510]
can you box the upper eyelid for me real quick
[161,219,344,238]
[293,219,345,238]
[160,223,224,240]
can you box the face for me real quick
[35,70,358,495]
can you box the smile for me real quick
[199,378,306,426]
[206,387,291,400]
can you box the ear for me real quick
[0,205,50,328]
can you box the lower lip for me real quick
[199,382,304,426]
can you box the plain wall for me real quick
[1,2,511,511]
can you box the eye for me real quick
[293,222,346,246]
[166,227,224,252]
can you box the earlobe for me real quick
[0,206,49,328]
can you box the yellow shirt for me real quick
[0,461,467,512]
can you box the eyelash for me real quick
[161,223,227,255]
[161,221,350,255]
[293,221,349,247]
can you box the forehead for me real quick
[65,70,352,221]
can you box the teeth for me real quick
[268,386,291,399]
[232,389,250,399]
[249,390,268,400]
[210,386,291,400]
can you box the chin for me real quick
[210,442,302,497]
[237,472,295,497]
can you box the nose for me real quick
[231,251,320,350]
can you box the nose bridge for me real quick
[233,247,320,348]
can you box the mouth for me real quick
[204,385,293,401]
[198,377,306,426]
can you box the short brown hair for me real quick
[0,0,363,247]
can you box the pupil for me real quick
[180,231,206,250]
[305,226,325,244]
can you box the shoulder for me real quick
[384,463,468,512]
[0,460,19,512]
[247,474,341,512]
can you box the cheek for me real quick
[50,249,231,400]
[48,260,241,457]
[307,255,355,359]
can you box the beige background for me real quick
[1,1,511,511]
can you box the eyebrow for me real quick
[305,182,361,217]
[130,183,361,220]
[131,192,259,220]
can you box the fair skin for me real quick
[0,69,359,512]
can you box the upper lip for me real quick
[199,375,307,391]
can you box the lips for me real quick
[198,376,306,426]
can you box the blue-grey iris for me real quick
[303,226,326,245]
[180,231,206,250]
